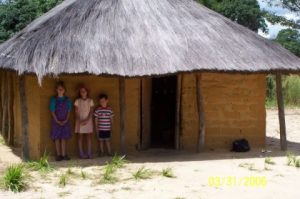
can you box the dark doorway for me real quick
[150,76,177,148]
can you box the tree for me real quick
[275,28,300,56]
[263,0,300,29]
[0,0,62,43]
[198,0,267,32]
[278,0,300,12]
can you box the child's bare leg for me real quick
[55,140,61,156]
[87,134,92,156]
[105,140,112,155]
[99,140,104,154]
[61,139,66,156]
[78,134,84,155]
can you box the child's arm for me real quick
[82,100,94,125]
[62,111,71,125]
[51,112,62,125]
[62,98,72,125]
[94,117,98,132]
[110,109,114,126]
[83,106,94,124]
[75,106,81,121]
[74,100,80,120]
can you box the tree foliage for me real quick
[263,0,300,29]
[0,0,62,43]
[198,0,267,32]
[275,28,300,56]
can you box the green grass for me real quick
[265,157,276,165]
[99,155,129,184]
[161,168,176,178]
[58,173,68,187]
[286,152,300,168]
[238,162,257,171]
[0,135,5,145]
[3,164,27,192]
[266,75,300,108]
[100,163,118,184]
[57,191,71,197]
[66,167,75,176]
[111,154,128,168]
[132,167,152,180]
[26,152,53,172]
[295,159,300,168]
[80,170,87,179]
[265,99,277,108]
[287,152,297,166]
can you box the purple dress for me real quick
[50,97,71,140]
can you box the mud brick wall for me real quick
[181,73,266,151]
[22,75,140,159]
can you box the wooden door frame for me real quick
[139,75,181,150]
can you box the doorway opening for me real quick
[150,76,177,148]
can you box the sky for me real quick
[257,0,299,38]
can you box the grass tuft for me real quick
[81,170,87,179]
[100,163,118,184]
[0,135,5,145]
[287,152,297,166]
[132,167,152,180]
[295,159,300,168]
[265,157,275,165]
[161,167,176,178]
[58,173,68,187]
[66,167,75,176]
[111,154,128,168]
[26,152,53,172]
[99,155,129,184]
[3,164,27,192]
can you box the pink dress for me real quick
[74,98,94,133]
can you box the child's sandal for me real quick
[55,155,63,161]
[63,155,71,161]
[87,153,93,159]
[79,153,88,159]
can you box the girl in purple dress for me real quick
[50,81,72,161]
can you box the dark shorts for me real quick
[97,131,111,141]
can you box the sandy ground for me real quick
[0,109,299,199]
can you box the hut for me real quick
[0,0,299,160]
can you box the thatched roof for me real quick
[1,0,300,79]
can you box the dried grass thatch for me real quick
[1,0,300,80]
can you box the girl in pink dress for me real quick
[74,85,94,159]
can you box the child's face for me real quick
[99,98,108,107]
[56,86,65,96]
[79,88,87,99]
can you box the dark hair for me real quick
[56,81,65,89]
[77,84,89,98]
[55,81,66,96]
[98,93,108,100]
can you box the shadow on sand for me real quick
[3,136,300,169]
[46,136,300,168]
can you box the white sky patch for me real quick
[257,0,298,38]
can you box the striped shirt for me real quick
[94,106,114,131]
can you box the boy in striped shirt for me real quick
[94,94,114,156]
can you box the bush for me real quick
[266,75,300,107]
[283,75,300,105]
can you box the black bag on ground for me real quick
[231,139,250,152]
